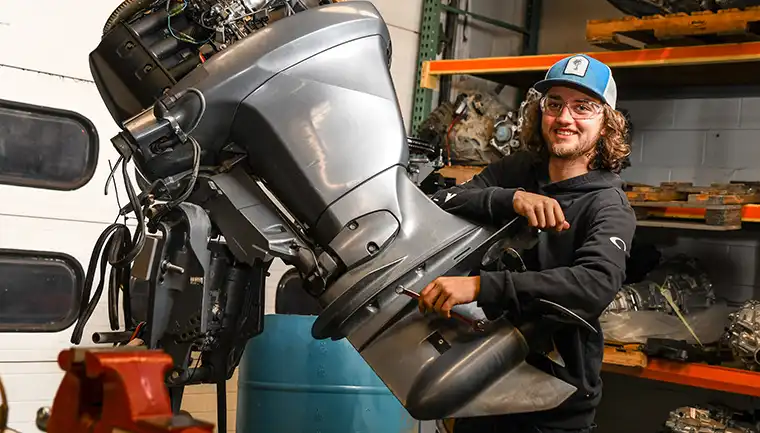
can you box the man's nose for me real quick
[556,105,574,123]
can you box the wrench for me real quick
[395,286,487,332]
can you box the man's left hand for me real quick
[418,276,480,319]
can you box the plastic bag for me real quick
[600,302,734,345]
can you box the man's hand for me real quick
[418,276,480,319]
[513,190,571,232]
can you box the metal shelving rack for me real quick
[410,0,542,135]
[409,2,760,396]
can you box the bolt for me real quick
[367,242,378,253]
[348,221,358,230]
[36,407,51,431]
[162,261,185,274]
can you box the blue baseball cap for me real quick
[533,54,617,110]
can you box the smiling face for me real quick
[540,86,605,160]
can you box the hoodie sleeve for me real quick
[476,202,637,323]
[430,153,528,225]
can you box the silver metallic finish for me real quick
[726,299,760,370]
[328,211,399,270]
[175,203,214,334]
[664,406,754,433]
[36,406,51,432]
[359,311,576,420]
[96,1,579,421]
[242,0,267,10]
[131,235,161,281]
[233,33,404,233]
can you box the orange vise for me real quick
[42,348,214,433]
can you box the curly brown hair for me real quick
[517,89,631,174]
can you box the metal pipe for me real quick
[92,331,133,344]
[441,4,529,35]
[522,0,543,55]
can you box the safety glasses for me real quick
[540,95,603,120]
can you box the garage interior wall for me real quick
[537,1,760,432]
[449,0,528,107]
[0,1,423,432]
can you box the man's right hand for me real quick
[512,190,571,232]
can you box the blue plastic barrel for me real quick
[236,314,421,433]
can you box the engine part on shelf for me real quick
[416,90,513,166]
[417,101,456,145]
[643,337,726,364]
[447,92,511,165]
[489,111,521,156]
[604,254,715,316]
[714,0,760,7]
[725,299,760,371]
[607,0,716,17]
[663,405,759,433]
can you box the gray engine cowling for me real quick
[92,1,578,421]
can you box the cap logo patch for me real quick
[563,56,589,77]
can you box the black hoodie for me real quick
[430,150,637,431]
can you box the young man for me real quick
[419,54,637,433]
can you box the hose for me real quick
[102,0,156,36]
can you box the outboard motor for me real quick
[79,0,587,427]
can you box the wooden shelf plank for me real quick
[636,220,742,231]
[603,359,760,397]
[586,7,760,50]
[634,203,760,224]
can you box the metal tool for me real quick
[396,286,487,332]
[40,348,214,433]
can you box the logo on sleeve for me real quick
[609,236,627,252]
[445,192,457,203]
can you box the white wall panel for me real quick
[0,65,128,224]
[388,25,420,131]
[0,361,63,432]
[369,0,423,33]
[0,0,125,81]
[0,1,423,431]
[0,215,114,362]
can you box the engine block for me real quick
[664,406,758,433]
[725,300,760,371]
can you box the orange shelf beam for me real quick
[640,203,760,223]
[420,40,760,92]
[603,359,760,397]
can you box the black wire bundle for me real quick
[70,157,149,345]
[69,128,202,345]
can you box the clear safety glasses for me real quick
[539,95,603,120]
